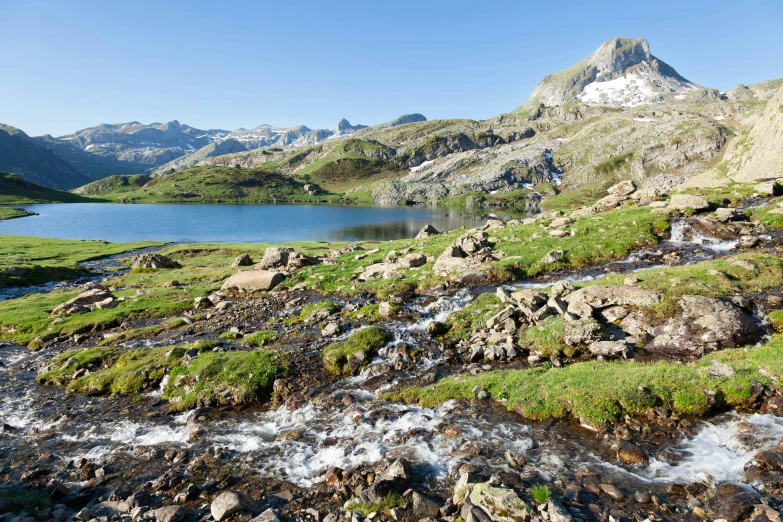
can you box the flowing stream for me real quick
[1,217,782,501]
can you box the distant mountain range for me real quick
[0,114,426,190]
[1,37,780,196]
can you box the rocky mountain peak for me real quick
[520,37,698,110]
[587,38,651,78]
[334,118,368,135]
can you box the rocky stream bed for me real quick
[5,185,783,522]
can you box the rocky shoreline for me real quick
[4,181,783,522]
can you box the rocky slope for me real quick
[0,126,90,190]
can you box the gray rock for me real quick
[546,498,575,522]
[706,360,737,378]
[668,194,710,211]
[211,491,258,522]
[588,340,630,358]
[541,250,566,264]
[231,253,254,267]
[153,506,184,522]
[467,483,531,522]
[258,247,294,269]
[131,253,181,270]
[648,295,759,354]
[755,181,781,196]
[566,285,662,310]
[564,319,602,347]
[400,253,427,268]
[221,270,285,292]
[607,180,636,197]
[412,492,440,519]
[715,208,740,223]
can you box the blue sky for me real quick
[1,0,782,137]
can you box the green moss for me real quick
[446,293,502,340]
[387,335,783,428]
[241,330,278,347]
[323,326,393,375]
[165,349,288,410]
[518,316,572,358]
[346,492,409,517]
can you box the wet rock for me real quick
[427,321,449,336]
[616,440,648,464]
[232,253,254,267]
[400,253,427,268]
[221,270,285,292]
[608,180,636,197]
[668,194,710,211]
[211,491,259,522]
[416,224,440,239]
[541,250,565,264]
[707,360,737,378]
[599,484,624,501]
[763,396,783,416]
[713,490,757,522]
[466,483,531,522]
[131,253,181,269]
[412,492,440,519]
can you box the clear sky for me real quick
[2,0,782,137]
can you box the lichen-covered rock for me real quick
[648,295,760,354]
[221,270,285,292]
[131,253,181,270]
[668,194,710,211]
[566,285,663,310]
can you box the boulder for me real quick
[594,194,627,210]
[358,262,399,281]
[715,208,741,223]
[50,282,116,317]
[211,491,258,522]
[221,270,285,292]
[412,492,440,519]
[668,194,710,211]
[131,253,181,270]
[466,483,531,522]
[616,440,648,464]
[754,181,781,196]
[588,340,630,357]
[400,253,426,268]
[415,224,440,239]
[566,285,662,310]
[648,295,760,354]
[564,319,602,347]
[231,253,254,267]
[541,250,566,264]
[258,247,294,269]
[706,360,737,378]
[608,180,636,197]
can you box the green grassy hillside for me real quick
[0,171,97,205]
